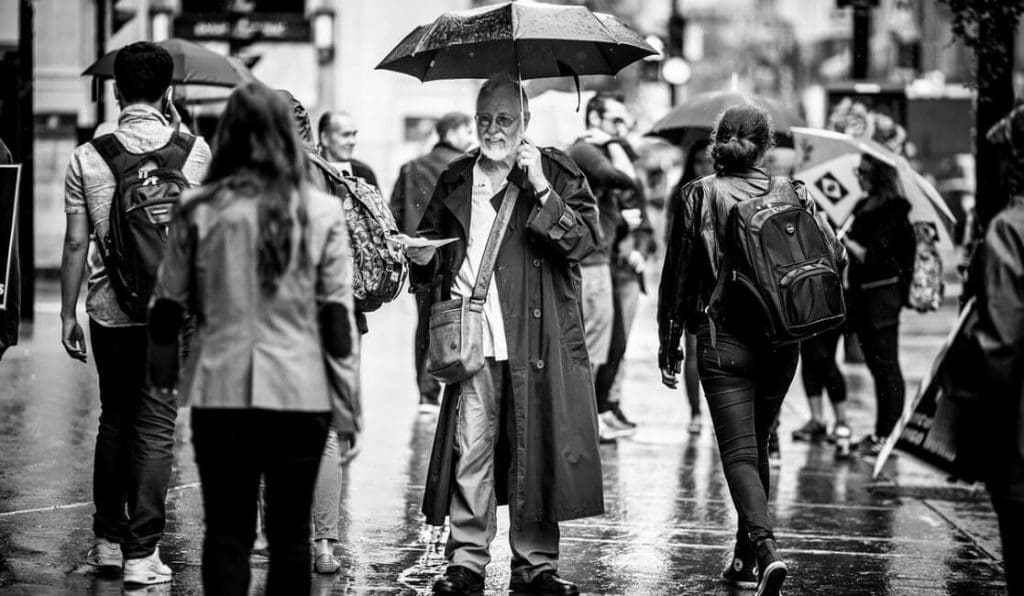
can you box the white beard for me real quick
[479,140,512,162]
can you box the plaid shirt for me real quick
[64,104,210,327]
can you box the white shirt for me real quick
[452,159,509,361]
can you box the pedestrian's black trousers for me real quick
[848,286,905,438]
[191,408,329,596]
[90,320,177,559]
[696,322,798,546]
[799,328,847,404]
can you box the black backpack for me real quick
[709,176,846,347]
[90,131,196,322]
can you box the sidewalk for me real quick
[0,282,1006,594]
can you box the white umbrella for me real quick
[791,127,957,251]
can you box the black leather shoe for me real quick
[433,565,484,596]
[509,570,579,595]
[754,538,787,596]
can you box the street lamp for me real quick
[312,7,335,65]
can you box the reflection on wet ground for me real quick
[0,288,1006,594]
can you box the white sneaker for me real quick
[123,547,172,585]
[86,537,123,568]
[599,411,633,442]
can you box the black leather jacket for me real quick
[657,168,843,368]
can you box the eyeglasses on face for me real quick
[475,113,518,130]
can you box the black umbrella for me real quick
[647,89,804,147]
[83,38,253,87]
[376,1,656,84]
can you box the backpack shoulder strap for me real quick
[161,131,197,171]
[89,133,131,175]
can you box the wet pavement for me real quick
[0,281,1007,595]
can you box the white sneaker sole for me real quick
[123,569,172,586]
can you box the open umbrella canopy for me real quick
[83,38,253,87]
[375,0,656,81]
[646,90,805,147]
[791,126,957,250]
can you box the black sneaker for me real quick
[721,546,758,589]
[509,570,579,595]
[433,565,484,596]
[610,404,637,429]
[791,419,828,442]
[754,538,787,596]
[857,434,884,457]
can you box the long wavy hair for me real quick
[205,82,309,295]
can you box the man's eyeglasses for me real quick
[475,113,518,130]
[603,116,628,127]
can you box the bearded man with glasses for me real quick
[407,73,603,596]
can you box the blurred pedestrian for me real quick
[408,74,602,596]
[278,89,362,575]
[569,92,652,441]
[659,105,842,596]
[844,154,916,456]
[665,137,714,434]
[59,41,210,586]
[390,112,475,410]
[318,110,379,188]
[147,81,354,595]
[0,135,18,362]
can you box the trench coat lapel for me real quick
[441,150,477,238]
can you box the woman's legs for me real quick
[856,322,905,439]
[697,328,798,544]
[263,412,330,595]
[192,409,263,596]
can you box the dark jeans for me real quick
[192,408,329,596]
[415,291,441,401]
[851,320,904,437]
[991,495,1024,595]
[595,273,639,413]
[799,328,847,404]
[90,320,177,559]
[696,323,798,546]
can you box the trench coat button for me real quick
[535,359,545,369]
[532,308,542,318]
[532,258,541,267]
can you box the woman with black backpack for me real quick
[844,154,916,457]
[658,105,844,596]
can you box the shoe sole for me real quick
[755,562,787,596]
[722,577,758,590]
[509,587,579,596]
[123,574,172,586]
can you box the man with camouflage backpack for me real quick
[60,42,210,586]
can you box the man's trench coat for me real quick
[412,147,605,525]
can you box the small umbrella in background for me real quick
[83,38,254,87]
[646,88,805,147]
[791,126,957,251]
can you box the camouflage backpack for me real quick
[309,153,407,311]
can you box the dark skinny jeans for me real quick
[192,408,329,596]
[696,322,798,547]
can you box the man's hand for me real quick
[406,245,437,266]
[621,208,642,231]
[626,250,645,274]
[516,137,549,196]
[61,316,87,362]
[660,364,680,389]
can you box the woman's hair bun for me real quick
[710,105,776,174]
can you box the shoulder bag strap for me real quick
[470,182,520,304]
